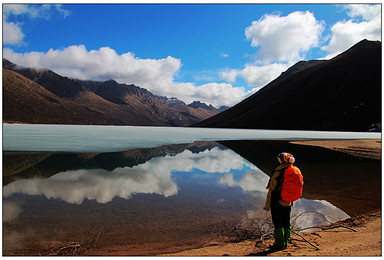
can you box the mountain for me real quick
[3,60,221,126]
[194,40,381,132]
[3,59,86,99]
[188,101,216,110]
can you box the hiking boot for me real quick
[283,226,291,248]
[272,228,285,250]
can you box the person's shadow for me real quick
[246,249,279,256]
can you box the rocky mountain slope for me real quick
[194,40,381,132]
[3,60,221,126]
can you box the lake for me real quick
[2,124,381,255]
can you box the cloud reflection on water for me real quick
[3,144,349,231]
[218,170,269,193]
[3,201,22,223]
[3,147,256,204]
[217,167,350,228]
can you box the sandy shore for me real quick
[291,139,381,160]
[163,139,382,256]
[163,211,381,256]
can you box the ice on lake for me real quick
[3,123,381,153]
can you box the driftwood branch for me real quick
[292,211,358,233]
[291,230,320,250]
[44,231,103,256]
[201,210,359,253]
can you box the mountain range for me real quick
[3,39,381,131]
[194,39,381,132]
[3,59,228,126]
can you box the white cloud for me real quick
[4,46,248,107]
[241,63,289,87]
[3,4,71,46]
[219,11,323,89]
[322,4,381,59]
[187,82,249,107]
[345,3,381,21]
[3,4,29,19]
[220,69,240,83]
[220,52,229,58]
[3,4,71,20]
[220,63,289,87]
[3,22,25,45]
[54,4,72,18]
[245,11,324,64]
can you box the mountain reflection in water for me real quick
[3,141,363,255]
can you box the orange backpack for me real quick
[281,165,304,202]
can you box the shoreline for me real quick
[290,139,381,160]
[162,139,382,256]
[162,211,381,256]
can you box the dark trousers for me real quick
[271,201,291,228]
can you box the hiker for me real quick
[264,152,303,251]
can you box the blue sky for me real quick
[3,3,381,107]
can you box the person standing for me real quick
[264,152,303,251]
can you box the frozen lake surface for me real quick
[3,123,381,153]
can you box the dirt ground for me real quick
[163,211,381,256]
[290,139,381,160]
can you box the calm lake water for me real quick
[2,124,381,255]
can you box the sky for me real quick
[2,2,382,107]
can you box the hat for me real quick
[277,152,295,164]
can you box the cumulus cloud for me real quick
[241,63,289,87]
[221,63,289,87]
[245,11,324,64]
[345,3,381,22]
[4,46,248,107]
[220,69,240,83]
[3,4,71,46]
[322,4,381,59]
[3,22,25,45]
[220,11,323,88]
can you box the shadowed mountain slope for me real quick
[194,40,381,132]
